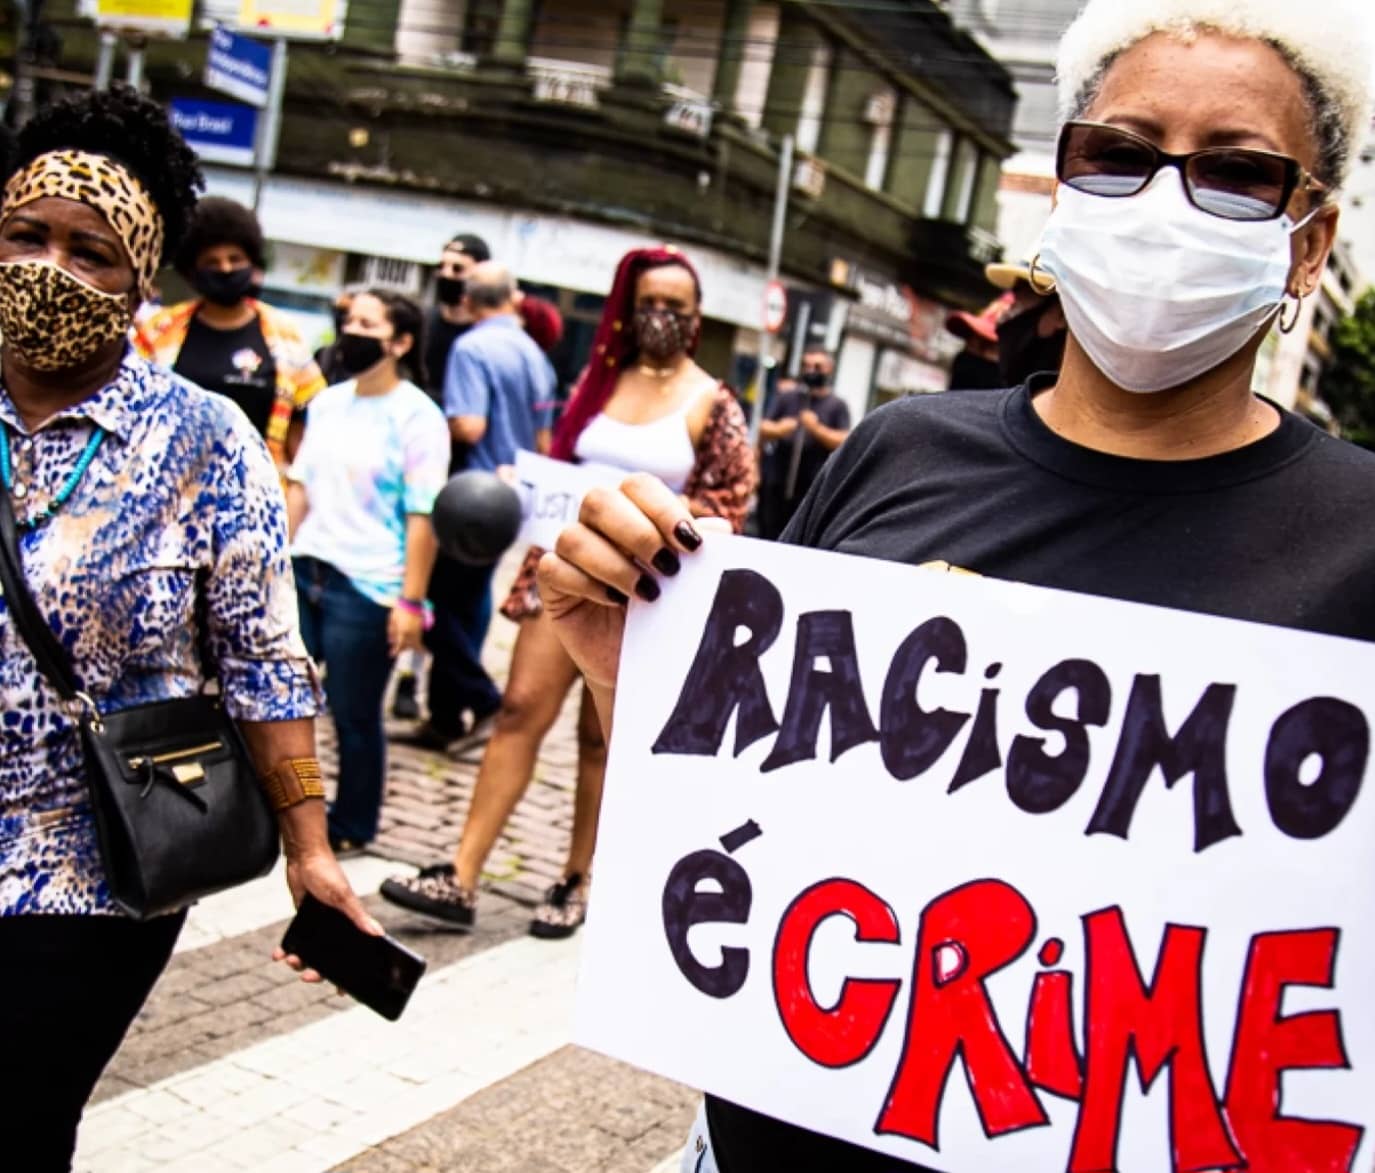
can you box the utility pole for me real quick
[93,29,117,90]
[124,33,146,89]
[251,38,288,213]
[749,132,794,445]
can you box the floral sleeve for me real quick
[683,387,757,533]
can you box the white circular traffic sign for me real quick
[763,280,788,334]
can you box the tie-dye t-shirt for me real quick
[288,380,450,607]
[0,350,321,916]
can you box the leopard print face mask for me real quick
[0,260,132,371]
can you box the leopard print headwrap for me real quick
[1,150,164,298]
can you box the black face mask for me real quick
[337,332,387,376]
[194,266,258,308]
[436,276,466,307]
[949,348,1003,391]
[800,369,829,390]
[996,300,1067,387]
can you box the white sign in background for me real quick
[513,451,625,550]
[576,537,1375,1171]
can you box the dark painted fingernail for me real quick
[606,586,629,606]
[674,521,703,550]
[634,574,661,602]
[652,547,681,576]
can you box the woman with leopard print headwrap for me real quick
[0,86,373,1169]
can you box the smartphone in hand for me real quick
[281,894,427,1021]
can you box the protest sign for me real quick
[513,450,624,550]
[576,536,1375,1171]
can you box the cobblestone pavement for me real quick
[76,553,699,1171]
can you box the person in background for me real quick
[0,86,372,1168]
[944,293,1014,391]
[518,293,564,358]
[422,231,490,408]
[287,289,449,853]
[391,232,492,722]
[985,259,1069,386]
[380,244,755,939]
[313,287,359,386]
[756,348,850,540]
[134,196,325,469]
[400,261,556,753]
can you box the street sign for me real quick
[94,0,192,37]
[170,98,259,168]
[763,278,788,334]
[206,25,272,108]
[237,0,346,41]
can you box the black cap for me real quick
[445,233,491,263]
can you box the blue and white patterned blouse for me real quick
[0,350,320,916]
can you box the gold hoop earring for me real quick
[1027,254,1057,296]
[1279,292,1304,335]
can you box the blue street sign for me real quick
[205,25,272,108]
[170,97,259,168]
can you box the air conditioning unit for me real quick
[793,155,827,200]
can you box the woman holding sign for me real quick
[537,0,1375,1168]
[381,246,755,938]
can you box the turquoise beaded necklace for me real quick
[0,425,107,530]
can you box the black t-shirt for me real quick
[761,388,852,502]
[173,315,278,438]
[704,378,1375,1171]
[424,308,469,405]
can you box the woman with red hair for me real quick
[381,245,755,937]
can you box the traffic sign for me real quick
[170,98,259,168]
[763,279,788,334]
[206,25,272,108]
[94,0,192,38]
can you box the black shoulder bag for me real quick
[0,490,280,920]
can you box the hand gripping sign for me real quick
[576,537,1375,1172]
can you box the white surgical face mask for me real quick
[1036,172,1317,393]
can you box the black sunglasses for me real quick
[1056,120,1325,222]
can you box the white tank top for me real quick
[574,395,698,492]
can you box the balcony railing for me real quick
[527,57,612,110]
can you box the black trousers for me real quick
[0,911,185,1171]
[425,553,501,736]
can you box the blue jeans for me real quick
[294,556,395,844]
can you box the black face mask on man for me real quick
[949,348,1003,391]
[194,266,259,307]
[337,332,387,376]
[996,299,1068,387]
[436,276,466,307]
[800,369,829,390]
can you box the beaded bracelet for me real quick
[396,596,436,631]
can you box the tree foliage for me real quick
[1320,288,1375,445]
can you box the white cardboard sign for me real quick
[576,536,1375,1172]
[513,451,624,550]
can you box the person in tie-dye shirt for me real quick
[287,289,450,851]
[0,87,376,1169]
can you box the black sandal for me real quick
[529,873,589,940]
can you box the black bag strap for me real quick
[0,487,84,701]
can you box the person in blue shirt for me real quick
[444,261,555,469]
[400,262,555,752]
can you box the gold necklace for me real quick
[637,363,676,379]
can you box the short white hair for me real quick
[1056,0,1375,186]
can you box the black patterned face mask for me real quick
[634,307,694,363]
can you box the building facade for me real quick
[20,0,1018,421]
